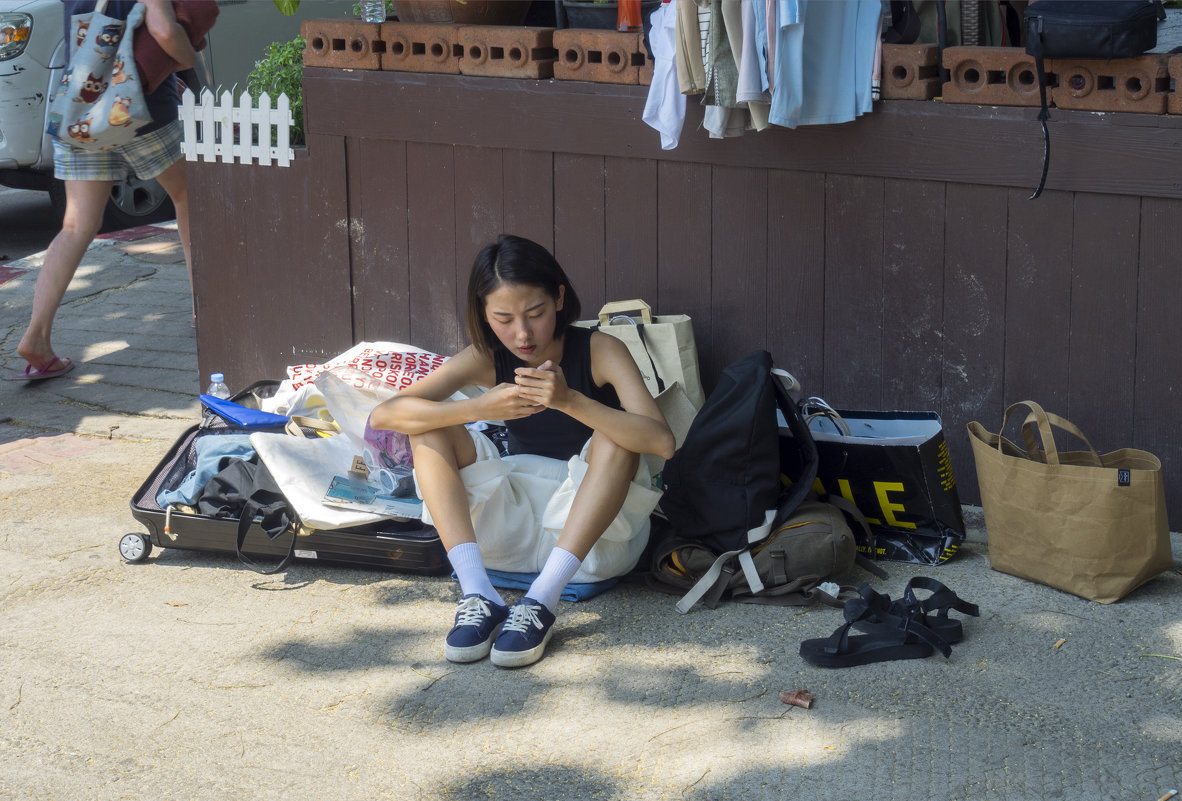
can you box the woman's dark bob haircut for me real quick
[466,234,581,355]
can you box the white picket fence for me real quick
[179,88,295,167]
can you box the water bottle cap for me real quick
[210,373,225,383]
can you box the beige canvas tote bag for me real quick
[968,400,1173,603]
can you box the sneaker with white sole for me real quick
[490,597,556,668]
[444,594,509,663]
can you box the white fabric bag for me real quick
[420,431,664,583]
[250,431,422,530]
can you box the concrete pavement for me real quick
[1,228,1180,800]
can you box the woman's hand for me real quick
[481,382,545,421]
[514,360,572,411]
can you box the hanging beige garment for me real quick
[675,0,707,95]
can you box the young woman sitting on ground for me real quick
[369,234,674,668]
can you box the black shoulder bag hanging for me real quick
[1024,1,1163,199]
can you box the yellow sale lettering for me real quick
[810,477,915,529]
[874,481,916,529]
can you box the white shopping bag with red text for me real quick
[287,342,447,391]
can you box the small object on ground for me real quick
[1157,791,1177,801]
[7,356,74,382]
[1053,638,1067,649]
[781,690,814,709]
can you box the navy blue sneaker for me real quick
[490,597,556,668]
[444,594,509,663]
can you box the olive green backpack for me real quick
[649,497,887,611]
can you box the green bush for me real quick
[246,36,307,146]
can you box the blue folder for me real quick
[200,394,290,428]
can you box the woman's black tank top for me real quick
[493,326,621,460]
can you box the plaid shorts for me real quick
[53,121,183,182]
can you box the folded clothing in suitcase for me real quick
[127,381,447,575]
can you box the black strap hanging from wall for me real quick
[1023,0,1163,200]
[1026,15,1052,200]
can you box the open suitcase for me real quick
[125,380,448,575]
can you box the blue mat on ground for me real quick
[451,569,618,602]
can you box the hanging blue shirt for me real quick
[769,0,880,129]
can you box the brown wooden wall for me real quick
[190,67,1182,521]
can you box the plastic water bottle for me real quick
[206,373,231,399]
[361,0,386,23]
[202,372,231,424]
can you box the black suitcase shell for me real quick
[127,380,448,575]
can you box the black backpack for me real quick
[657,350,855,612]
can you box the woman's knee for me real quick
[586,431,639,475]
[410,425,477,468]
[60,183,111,240]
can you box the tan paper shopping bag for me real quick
[574,300,704,411]
[968,401,1173,603]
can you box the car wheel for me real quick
[47,176,176,233]
[102,175,176,231]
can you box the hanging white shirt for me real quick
[642,1,687,150]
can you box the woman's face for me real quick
[483,281,565,366]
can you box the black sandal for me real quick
[799,585,951,668]
[893,577,979,645]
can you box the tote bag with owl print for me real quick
[47,0,151,152]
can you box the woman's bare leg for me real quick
[152,158,193,317]
[519,432,639,612]
[554,431,640,559]
[410,425,479,550]
[414,425,510,662]
[16,179,112,369]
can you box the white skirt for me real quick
[415,429,663,583]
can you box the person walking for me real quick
[10,0,197,382]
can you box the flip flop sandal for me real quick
[799,592,951,668]
[7,356,75,382]
[893,577,980,645]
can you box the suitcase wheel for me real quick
[118,533,153,563]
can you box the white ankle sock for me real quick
[447,542,504,606]
[526,547,583,612]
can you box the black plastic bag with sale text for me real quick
[779,407,965,564]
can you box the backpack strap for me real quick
[733,577,862,608]
[674,508,775,613]
[771,381,819,527]
[733,574,820,606]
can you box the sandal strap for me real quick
[903,577,980,619]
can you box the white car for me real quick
[0,0,347,228]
